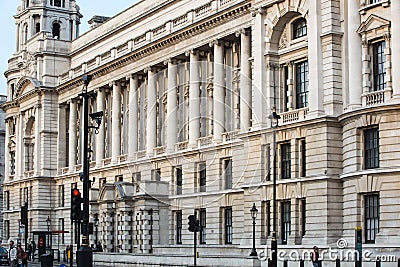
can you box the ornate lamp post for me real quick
[46,216,51,232]
[250,203,258,256]
[93,213,99,246]
[269,107,280,267]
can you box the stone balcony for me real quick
[362,89,391,107]
[279,107,309,125]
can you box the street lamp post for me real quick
[46,216,51,232]
[250,203,258,256]
[46,216,51,249]
[93,213,99,246]
[269,107,280,267]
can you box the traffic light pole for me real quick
[76,75,93,267]
[194,226,197,267]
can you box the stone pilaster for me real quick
[347,0,362,108]
[111,81,121,163]
[34,105,41,176]
[391,0,400,98]
[146,68,157,155]
[166,59,178,152]
[239,29,251,132]
[188,50,200,148]
[307,0,324,116]
[212,41,225,142]
[96,89,105,167]
[69,100,77,172]
[128,75,139,160]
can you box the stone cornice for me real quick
[339,103,400,125]
[1,87,56,111]
[57,1,252,94]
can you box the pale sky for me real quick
[0,1,139,96]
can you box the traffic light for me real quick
[71,188,82,221]
[21,204,28,226]
[188,215,196,232]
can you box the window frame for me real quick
[281,201,291,245]
[372,41,386,92]
[224,207,233,244]
[292,18,307,39]
[199,209,206,244]
[223,158,232,189]
[364,128,379,169]
[176,166,182,195]
[199,163,206,192]
[295,61,309,109]
[281,142,291,179]
[176,211,182,244]
[364,194,379,243]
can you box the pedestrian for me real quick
[26,241,32,261]
[16,242,26,267]
[8,240,18,267]
[30,240,36,262]
[311,246,321,267]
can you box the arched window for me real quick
[292,18,307,39]
[36,23,40,33]
[52,23,60,39]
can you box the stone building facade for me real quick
[2,0,400,266]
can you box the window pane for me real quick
[373,41,386,91]
[293,18,307,39]
[364,128,379,169]
[281,143,291,179]
[365,194,379,243]
[296,61,309,109]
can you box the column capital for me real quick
[235,28,250,37]
[209,40,222,47]
[185,49,198,57]
[108,80,120,87]
[164,58,178,65]
[250,7,265,17]
[144,66,159,73]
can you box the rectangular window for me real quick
[176,211,182,244]
[59,218,65,243]
[225,207,233,244]
[115,175,123,182]
[372,41,386,91]
[199,163,206,192]
[10,151,16,175]
[295,61,309,109]
[281,201,291,244]
[300,139,306,177]
[281,143,291,179]
[301,199,306,237]
[365,194,379,243]
[364,128,379,169]
[59,185,65,207]
[152,169,161,181]
[261,201,271,238]
[4,221,9,240]
[264,144,271,181]
[199,209,206,244]
[4,191,9,210]
[25,143,34,171]
[176,167,182,195]
[23,187,28,205]
[223,159,232,189]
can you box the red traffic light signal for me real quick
[71,188,82,221]
[72,189,80,197]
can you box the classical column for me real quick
[188,50,200,147]
[4,120,9,181]
[307,0,324,116]
[212,40,225,142]
[128,75,139,160]
[96,89,105,167]
[252,8,268,129]
[166,59,178,152]
[239,29,251,132]
[287,62,294,110]
[147,68,157,155]
[111,81,121,163]
[69,100,77,172]
[34,105,41,176]
[347,0,362,108]
[391,0,400,97]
